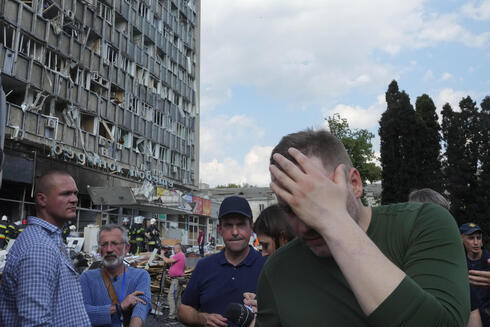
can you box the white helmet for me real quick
[69,225,76,231]
[150,218,156,224]
[134,216,144,224]
[1,215,7,221]
[14,220,21,226]
[122,217,129,223]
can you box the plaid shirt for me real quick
[0,217,91,326]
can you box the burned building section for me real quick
[0,0,206,240]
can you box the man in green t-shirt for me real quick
[255,129,469,327]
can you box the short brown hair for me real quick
[271,128,352,172]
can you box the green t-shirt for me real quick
[256,202,470,327]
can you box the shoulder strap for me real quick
[101,269,119,305]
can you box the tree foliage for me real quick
[326,113,381,184]
[441,97,480,226]
[414,94,443,192]
[378,80,420,204]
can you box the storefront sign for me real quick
[50,142,174,187]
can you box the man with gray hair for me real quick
[80,224,152,327]
[408,188,451,211]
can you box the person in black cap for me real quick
[461,222,490,327]
[178,196,267,327]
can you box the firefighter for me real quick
[0,215,8,249]
[145,218,160,252]
[131,216,146,254]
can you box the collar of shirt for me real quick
[27,216,65,251]
[217,245,260,267]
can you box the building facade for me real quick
[0,0,207,243]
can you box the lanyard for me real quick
[119,267,126,304]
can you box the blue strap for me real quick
[119,267,126,304]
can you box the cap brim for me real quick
[219,210,252,219]
[462,227,481,235]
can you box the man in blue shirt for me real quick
[179,196,267,327]
[0,170,91,326]
[461,222,490,327]
[80,224,151,326]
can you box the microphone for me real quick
[225,303,255,327]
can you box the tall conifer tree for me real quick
[441,97,479,225]
[477,97,490,229]
[379,80,419,204]
[414,94,443,192]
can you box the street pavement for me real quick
[145,291,186,327]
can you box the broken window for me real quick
[122,57,135,76]
[133,136,145,153]
[131,27,142,45]
[104,43,118,65]
[115,12,128,33]
[138,1,148,17]
[97,2,113,23]
[153,111,164,127]
[0,23,15,49]
[86,31,101,54]
[142,104,153,121]
[99,120,115,140]
[118,129,132,147]
[42,0,60,20]
[18,33,44,61]
[54,100,69,121]
[128,95,138,113]
[22,88,48,113]
[44,50,67,74]
[89,72,109,97]
[80,113,96,134]
[70,66,90,88]
[110,84,124,105]
[160,146,169,163]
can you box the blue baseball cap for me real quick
[218,196,252,220]
[459,222,482,235]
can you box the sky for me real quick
[198,0,490,187]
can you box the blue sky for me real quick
[198,0,490,187]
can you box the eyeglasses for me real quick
[100,241,126,248]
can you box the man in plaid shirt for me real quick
[0,170,91,326]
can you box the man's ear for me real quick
[36,193,47,207]
[217,223,223,236]
[348,168,363,198]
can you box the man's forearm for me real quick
[178,303,204,326]
[320,216,405,315]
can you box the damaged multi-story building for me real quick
[0,0,211,245]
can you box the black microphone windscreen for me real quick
[225,303,254,327]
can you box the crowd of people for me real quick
[0,128,489,327]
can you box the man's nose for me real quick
[70,193,78,203]
[231,225,239,235]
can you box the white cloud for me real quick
[200,146,273,187]
[462,0,490,20]
[200,114,265,161]
[440,72,453,81]
[322,94,386,130]
[436,88,470,112]
[201,1,490,110]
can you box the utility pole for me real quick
[0,73,6,189]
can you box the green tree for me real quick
[379,80,420,204]
[441,97,480,225]
[414,94,443,192]
[477,96,490,229]
[326,113,381,184]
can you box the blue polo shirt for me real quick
[182,246,266,324]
